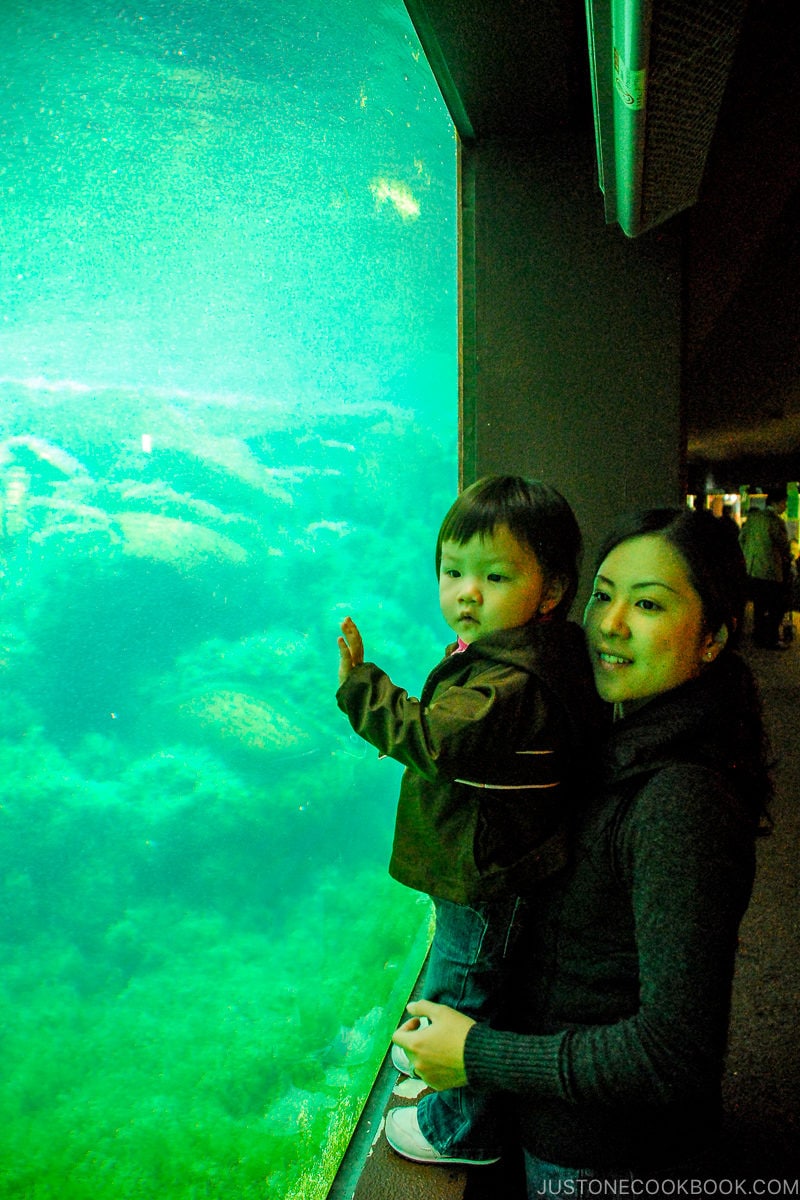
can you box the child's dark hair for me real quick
[435,475,582,619]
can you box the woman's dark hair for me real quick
[435,475,582,619]
[594,506,748,649]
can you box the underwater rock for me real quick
[326,1005,385,1067]
[29,498,116,543]
[110,479,257,531]
[0,627,33,675]
[261,1086,335,1129]
[0,438,112,546]
[0,434,89,479]
[115,512,248,572]
[1,466,31,537]
[172,688,317,764]
[0,428,284,564]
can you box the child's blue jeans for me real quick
[414,893,523,1159]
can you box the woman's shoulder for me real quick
[613,755,756,820]
[604,763,757,921]
[608,760,757,871]
[624,760,740,818]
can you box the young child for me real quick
[335,475,603,1167]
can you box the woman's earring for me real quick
[704,626,729,664]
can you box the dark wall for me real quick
[405,0,686,604]
[405,0,800,583]
[461,132,684,603]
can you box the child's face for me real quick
[439,524,556,643]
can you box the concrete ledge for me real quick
[327,1052,470,1200]
[327,1051,525,1200]
[351,1098,469,1200]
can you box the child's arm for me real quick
[337,615,365,686]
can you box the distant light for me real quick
[142,433,152,453]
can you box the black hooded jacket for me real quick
[464,654,764,1168]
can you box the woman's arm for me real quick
[394,998,567,1099]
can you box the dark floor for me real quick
[347,633,800,1199]
[715,636,800,1181]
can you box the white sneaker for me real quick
[391,1042,416,1077]
[390,1017,429,1076]
[384,1105,501,1166]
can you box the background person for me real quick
[739,488,792,649]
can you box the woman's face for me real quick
[583,534,718,715]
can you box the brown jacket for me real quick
[336,620,603,904]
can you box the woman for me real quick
[390,507,772,1188]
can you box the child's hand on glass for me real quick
[338,616,364,685]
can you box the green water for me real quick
[0,2,457,1195]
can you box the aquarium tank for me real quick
[0,1,457,1196]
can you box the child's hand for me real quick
[391,1000,474,1091]
[337,616,365,685]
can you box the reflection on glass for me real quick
[0,1,457,1195]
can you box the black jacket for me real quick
[465,655,762,1168]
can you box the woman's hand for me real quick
[338,616,364,685]
[392,999,476,1091]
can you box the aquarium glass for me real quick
[0,1,457,1196]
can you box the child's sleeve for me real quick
[337,660,528,781]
